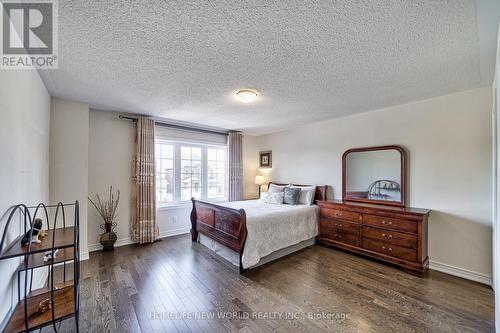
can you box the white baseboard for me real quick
[87,227,190,253]
[159,227,191,239]
[429,260,492,286]
[80,252,89,261]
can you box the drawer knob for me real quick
[382,246,386,250]
[336,212,343,217]
[339,224,342,227]
[388,235,393,239]
[382,220,393,225]
[389,247,393,251]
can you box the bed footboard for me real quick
[190,198,247,272]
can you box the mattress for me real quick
[209,200,319,269]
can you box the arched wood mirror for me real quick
[342,145,406,207]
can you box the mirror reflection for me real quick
[346,150,402,202]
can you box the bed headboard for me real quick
[268,182,327,203]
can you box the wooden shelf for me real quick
[0,227,76,260]
[22,247,75,270]
[4,283,76,332]
[28,280,74,298]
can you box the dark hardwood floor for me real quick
[47,234,493,333]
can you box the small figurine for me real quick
[36,298,52,314]
[43,249,59,262]
[38,229,48,239]
[21,218,43,246]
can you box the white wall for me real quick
[492,23,499,333]
[49,98,90,258]
[246,87,493,283]
[88,110,135,249]
[0,69,50,327]
[87,110,193,251]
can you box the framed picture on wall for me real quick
[259,151,272,168]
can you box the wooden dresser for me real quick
[317,200,430,276]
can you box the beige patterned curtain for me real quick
[132,117,158,244]
[228,131,243,201]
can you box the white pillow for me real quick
[259,191,284,204]
[290,185,316,205]
[268,183,288,193]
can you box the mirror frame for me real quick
[342,145,406,207]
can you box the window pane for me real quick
[181,174,192,188]
[192,185,201,199]
[208,187,217,197]
[192,160,202,170]
[180,159,192,170]
[207,161,217,172]
[165,159,173,171]
[155,144,161,158]
[192,147,202,160]
[207,149,216,160]
[156,143,175,204]
[162,144,173,159]
[181,146,191,159]
[217,149,225,161]
[217,185,224,196]
[159,159,173,173]
[181,187,191,201]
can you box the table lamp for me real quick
[255,175,266,198]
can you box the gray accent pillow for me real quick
[283,187,301,205]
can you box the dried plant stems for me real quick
[88,186,120,223]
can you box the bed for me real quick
[190,183,327,273]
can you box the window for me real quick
[207,148,226,198]
[180,146,202,201]
[155,141,227,206]
[155,143,174,203]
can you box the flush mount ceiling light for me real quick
[236,89,258,103]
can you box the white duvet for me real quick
[218,200,318,268]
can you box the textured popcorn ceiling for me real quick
[40,1,498,135]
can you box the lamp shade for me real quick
[254,175,266,185]
[236,89,258,103]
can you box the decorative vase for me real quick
[99,221,117,251]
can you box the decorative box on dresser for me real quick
[317,200,430,276]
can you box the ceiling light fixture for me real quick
[236,89,258,103]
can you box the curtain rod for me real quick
[119,115,230,136]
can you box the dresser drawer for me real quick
[320,208,360,223]
[363,214,417,234]
[328,219,360,234]
[319,219,359,246]
[362,226,418,249]
[362,238,417,262]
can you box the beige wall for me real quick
[0,69,50,327]
[245,87,493,282]
[49,98,90,258]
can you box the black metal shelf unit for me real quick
[0,201,80,333]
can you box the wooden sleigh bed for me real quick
[190,182,327,273]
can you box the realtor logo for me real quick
[1,0,58,69]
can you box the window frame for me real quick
[155,139,228,209]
